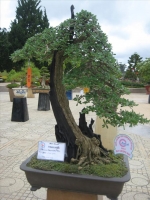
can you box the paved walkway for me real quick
[0,89,150,200]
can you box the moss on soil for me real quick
[27,153,128,178]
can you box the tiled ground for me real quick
[0,91,150,200]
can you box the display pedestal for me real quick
[47,189,98,200]
[38,93,50,111]
[66,90,72,100]
[11,97,29,122]
[27,88,35,98]
[95,117,117,150]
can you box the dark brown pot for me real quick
[145,85,150,94]
[20,152,130,200]
[32,88,49,94]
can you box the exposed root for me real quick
[71,136,112,166]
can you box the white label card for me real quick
[37,141,66,162]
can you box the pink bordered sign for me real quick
[114,134,134,159]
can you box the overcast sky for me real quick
[0,0,150,64]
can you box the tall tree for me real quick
[11,7,149,165]
[118,63,126,75]
[124,53,142,80]
[8,0,49,71]
[0,28,12,72]
[128,53,143,72]
[137,58,150,83]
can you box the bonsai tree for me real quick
[21,61,41,87]
[6,69,20,88]
[39,66,50,88]
[6,62,40,88]
[11,6,149,166]
[136,58,150,84]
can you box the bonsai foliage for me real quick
[6,82,20,89]
[136,58,150,84]
[6,69,18,82]
[11,8,149,165]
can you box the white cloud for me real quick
[0,0,150,64]
[0,0,18,29]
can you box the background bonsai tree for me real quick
[6,69,20,88]
[11,6,149,166]
[39,66,50,88]
[21,61,41,87]
[6,62,41,87]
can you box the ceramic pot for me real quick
[20,152,130,200]
[12,88,28,98]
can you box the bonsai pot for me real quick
[6,83,20,102]
[20,152,130,200]
[145,85,150,94]
[12,88,28,98]
[32,88,50,94]
[8,88,15,102]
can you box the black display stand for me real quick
[148,95,150,104]
[11,98,29,122]
[38,93,50,111]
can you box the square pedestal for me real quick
[11,97,29,122]
[47,189,98,200]
[38,93,50,111]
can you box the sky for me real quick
[0,0,150,65]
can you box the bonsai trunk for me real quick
[50,51,108,165]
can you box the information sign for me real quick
[114,134,134,159]
[37,141,66,161]
[27,67,32,88]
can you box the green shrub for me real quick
[121,80,144,88]
[6,83,20,89]
[2,76,7,82]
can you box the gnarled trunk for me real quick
[50,51,85,161]
[50,51,109,165]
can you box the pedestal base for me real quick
[38,93,50,111]
[95,117,117,150]
[11,97,29,122]
[27,88,35,98]
[47,189,98,200]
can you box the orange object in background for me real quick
[83,87,90,93]
[27,68,32,88]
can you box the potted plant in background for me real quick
[31,66,50,111]
[11,6,150,200]
[32,66,50,94]
[21,61,41,98]
[6,69,20,101]
[6,68,29,99]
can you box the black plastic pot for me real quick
[20,152,130,200]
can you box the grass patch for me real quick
[27,153,128,178]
